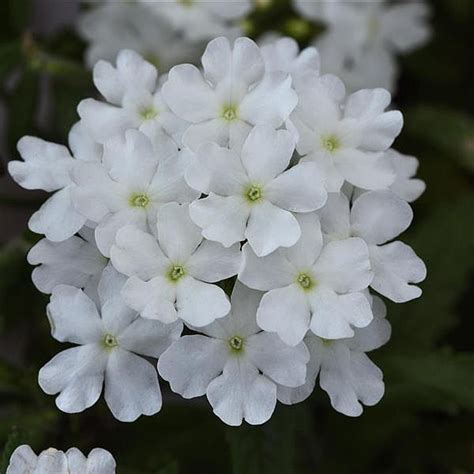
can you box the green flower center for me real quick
[179,0,193,6]
[129,193,150,209]
[245,184,263,203]
[103,334,118,349]
[297,272,314,291]
[322,135,340,153]
[222,105,238,122]
[140,106,158,121]
[229,336,244,352]
[320,338,332,346]
[168,265,186,282]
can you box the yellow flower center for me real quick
[129,193,150,209]
[322,135,340,153]
[168,265,186,282]
[245,184,263,203]
[103,334,118,349]
[222,105,238,122]
[297,273,314,291]
[229,336,244,352]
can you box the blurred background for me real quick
[0,0,473,473]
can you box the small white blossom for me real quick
[78,49,188,146]
[296,0,431,92]
[158,282,310,426]
[239,213,374,346]
[27,226,108,303]
[291,75,401,192]
[38,267,181,422]
[320,190,427,302]
[78,3,200,71]
[162,37,298,151]
[188,125,327,257]
[139,0,251,41]
[7,445,116,474]
[277,295,391,416]
[72,129,199,256]
[8,122,100,242]
[111,202,241,327]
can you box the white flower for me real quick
[260,36,320,86]
[111,202,241,327]
[162,37,298,151]
[277,295,391,416]
[139,0,251,41]
[239,212,374,346]
[7,445,116,474]
[78,49,188,146]
[158,282,309,426]
[8,122,100,242]
[38,267,181,422]
[386,149,426,202]
[299,0,431,92]
[187,126,327,257]
[291,76,401,192]
[27,226,107,302]
[320,190,427,302]
[78,3,200,71]
[72,129,199,257]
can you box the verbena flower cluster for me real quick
[7,445,115,474]
[9,36,427,426]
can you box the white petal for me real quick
[189,194,249,248]
[370,242,426,303]
[68,121,102,163]
[11,136,73,191]
[190,142,248,195]
[239,72,298,127]
[28,235,106,294]
[122,276,177,323]
[36,450,68,472]
[265,162,327,212]
[176,277,230,327]
[111,225,168,280]
[257,284,311,346]
[319,192,351,240]
[28,187,86,242]
[309,288,373,340]
[66,448,87,474]
[187,241,241,282]
[313,238,373,293]
[239,243,295,291]
[351,190,414,245]
[157,202,203,262]
[38,345,107,414]
[202,37,264,87]
[162,64,220,122]
[47,286,103,345]
[334,149,395,190]
[158,335,228,398]
[207,358,277,426]
[240,126,295,183]
[6,446,37,473]
[344,89,403,152]
[104,349,162,422]
[246,201,301,257]
[182,118,230,152]
[85,448,116,474]
[247,332,309,387]
[95,209,147,257]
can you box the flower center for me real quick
[129,193,150,209]
[229,335,244,352]
[168,265,186,282]
[179,0,193,6]
[140,106,158,121]
[321,135,340,153]
[222,104,238,122]
[297,272,314,291]
[103,334,118,349]
[245,184,263,203]
[320,338,332,346]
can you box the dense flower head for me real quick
[9,36,426,426]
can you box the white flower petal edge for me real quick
[158,282,309,426]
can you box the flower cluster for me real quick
[295,0,431,92]
[9,36,426,426]
[7,445,115,474]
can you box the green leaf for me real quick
[0,40,22,82]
